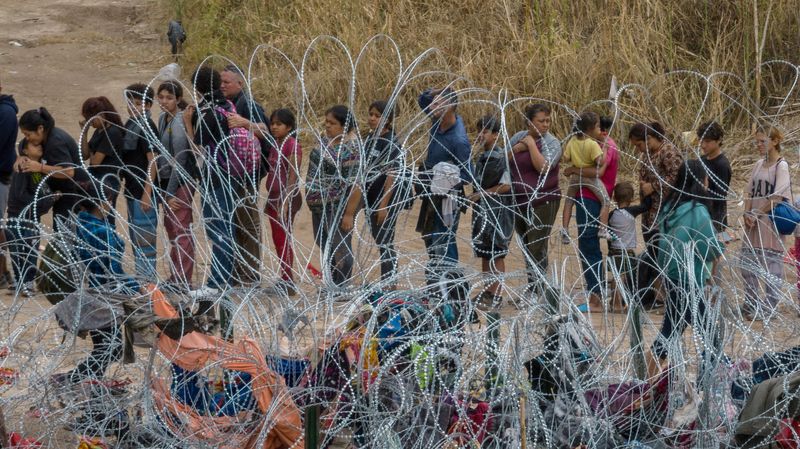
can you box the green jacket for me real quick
[658,200,724,287]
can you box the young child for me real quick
[469,115,513,310]
[607,181,648,310]
[264,109,303,296]
[5,141,56,296]
[560,111,614,242]
[697,120,731,235]
[122,83,159,278]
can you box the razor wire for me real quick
[0,36,798,448]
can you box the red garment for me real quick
[163,185,195,285]
[448,401,491,444]
[265,137,302,204]
[794,237,800,299]
[266,200,300,282]
[578,137,618,201]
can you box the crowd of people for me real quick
[0,64,798,384]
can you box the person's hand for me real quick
[563,166,576,176]
[744,212,756,228]
[468,192,481,204]
[340,214,354,233]
[227,113,250,129]
[183,105,195,127]
[19,157,44,173]
[140,193,152,212]
[376,208,388,225]
[641,182,654,196]
[167,197,181,212]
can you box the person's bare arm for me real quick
[88,151,106,167]
[340,185,363,232]
[20,158,75,179]
[140,152,157,211]
[565,152,608,178]
[508,136,545,172]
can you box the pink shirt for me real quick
[265,136,302,203]
[578,137,618,201]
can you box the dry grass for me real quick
[162,0,800,177]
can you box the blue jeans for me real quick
[575,197,604,295]
[127,196,158,279]
[202,181,236,290]
[423,210,461,282]
[5,217,39,285]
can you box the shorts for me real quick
[472,201,513,261]
[566,174,609,206]
[608,248,635,277]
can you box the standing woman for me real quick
[507,104,562,300]
[629,122,683,309]
[305,105,360,288]
[80,96,125,219]
[264,108,302,296]
[157,80,197,292]
[17,108,84,224]
[341,100,402,289]
[740,127,792,318]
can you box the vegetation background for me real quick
[163,0,800,176]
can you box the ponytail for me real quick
[19,107,55,135]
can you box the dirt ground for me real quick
[1,1,800,446]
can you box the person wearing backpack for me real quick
[220,65,269,287]
[121,83,159,279]
[183,66,251,337]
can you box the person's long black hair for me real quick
[667,159,710,210]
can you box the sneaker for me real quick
[560,228,571,245]
[188,286,221,300]
[20,282,35,298]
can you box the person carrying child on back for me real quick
[5,141,56,296]
[607,181,648,310]
[469,115,513,310]
[560,111,614,242]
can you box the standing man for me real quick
[416,87,472,283]
[0,78,18,287]
[220,65,269,287]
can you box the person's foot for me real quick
[19,282,35,298]
[188,286,221,300]
[560,228,571,245]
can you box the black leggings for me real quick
[368,206,399,284]
[69,326,122,381]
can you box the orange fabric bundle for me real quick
[148,286,305,449]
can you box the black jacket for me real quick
[0,94,18,180]
[7,170,55,218]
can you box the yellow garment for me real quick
[563,137,603,168]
